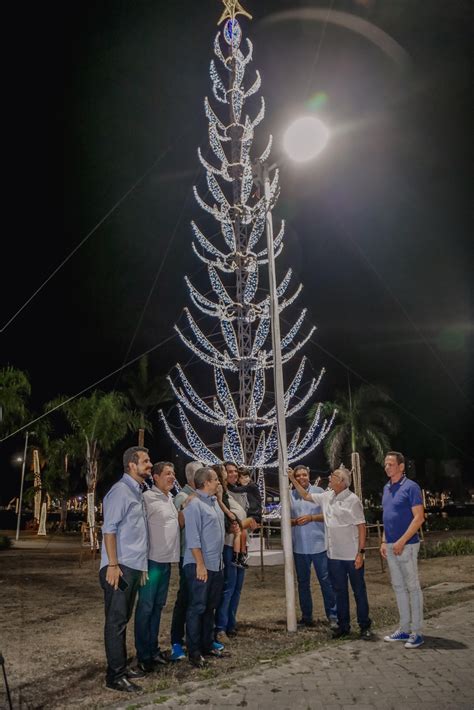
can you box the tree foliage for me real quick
[308,384,399,468]
[0,366,31,435]
[46,390,140,491]
[122,354,172,431]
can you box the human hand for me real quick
[183,493,196,508]
[380,542,387,559]
[297,515,313,526]
[393,539,405,555]
[354,553,364,570]
[106,564,122,590]
[196,563,208,583]
[230,521,240,535]
[140,571,149,587]
[248,518,258,531]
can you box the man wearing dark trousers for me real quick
[183,466,225,668]
[99,446,151,693]
[169,460,201,661]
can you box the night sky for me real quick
[1,0,472,501]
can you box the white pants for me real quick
[386,542,423,635]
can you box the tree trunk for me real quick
[138,428,145,447]
[351,451,363,501]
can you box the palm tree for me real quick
[122,354,172,445]
[308,383,399,497]
[0,366,31,435]
[47,390,140,544]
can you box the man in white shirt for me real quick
[134,461,181,672]
[288,466,372,640]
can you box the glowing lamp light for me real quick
[283,116,329,163]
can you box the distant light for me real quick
[283,116,329,163]
[15,456,23,463]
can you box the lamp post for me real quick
[262,161,297,632]
[260,115,329,633]
[15,430,29,542]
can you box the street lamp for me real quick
[15,430,30,542]
[261,116,329,632]
[283,115,330,163]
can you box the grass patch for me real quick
[425,537,474,557]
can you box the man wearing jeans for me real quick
[289,466,372,641]
[289,465,337,628]
[183,466,225,668]
[99,446,151,693]
[381,451,425,649]
[135,461,181,672]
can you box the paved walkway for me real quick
[116,600,474,710]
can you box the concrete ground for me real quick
[115,600,474,710]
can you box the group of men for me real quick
[99,450,259,693]
[289,451,424,648]
[99,447,425,694]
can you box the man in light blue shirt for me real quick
[290,464,337,628]
[99,446,151,693]
[183,466,225,668]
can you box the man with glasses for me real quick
[289,465,337,628]
[288,466,372,641]
[380,451,425,649]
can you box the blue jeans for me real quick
[328,558,371,632]
[294,551,337,621]
[184,564,224,656]
[386,542,423,634]
[134,561,171,662]
[99,564,141,683]
[215,544,246,633]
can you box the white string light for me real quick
[160,17,333,472]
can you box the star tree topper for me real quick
[217,0,252,25]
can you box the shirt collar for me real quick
[196,489,216,503]
[333,488,351,501]
[151,484,170,499]
[122,473,143,494]
[389,475,406,489]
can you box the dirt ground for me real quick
[1,531,473,709]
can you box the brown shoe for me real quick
[216,630,230,644]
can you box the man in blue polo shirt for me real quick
[380,451,425,649]
[290,464,337,628]
[183,466,225,668]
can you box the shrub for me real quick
[426,516,474,531]
[0,535,12,550]
[425,537,474,558]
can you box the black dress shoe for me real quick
[105,676,142,693]
[126,666,146,679]
[298,618,316,628]
[360,628,373,640]
[153,650,169,665]
[332,627,350,639]
[137,659,156,673]
[189,654,207,669]
[226,628,238,637]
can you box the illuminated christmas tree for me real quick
[160,1,334,472]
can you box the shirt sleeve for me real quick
[183,500,202,549]
[102,485,129,534]
[310,492,324,505]
[351,496,366,525]
[173,492,186,511]
[408,482,423,507]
